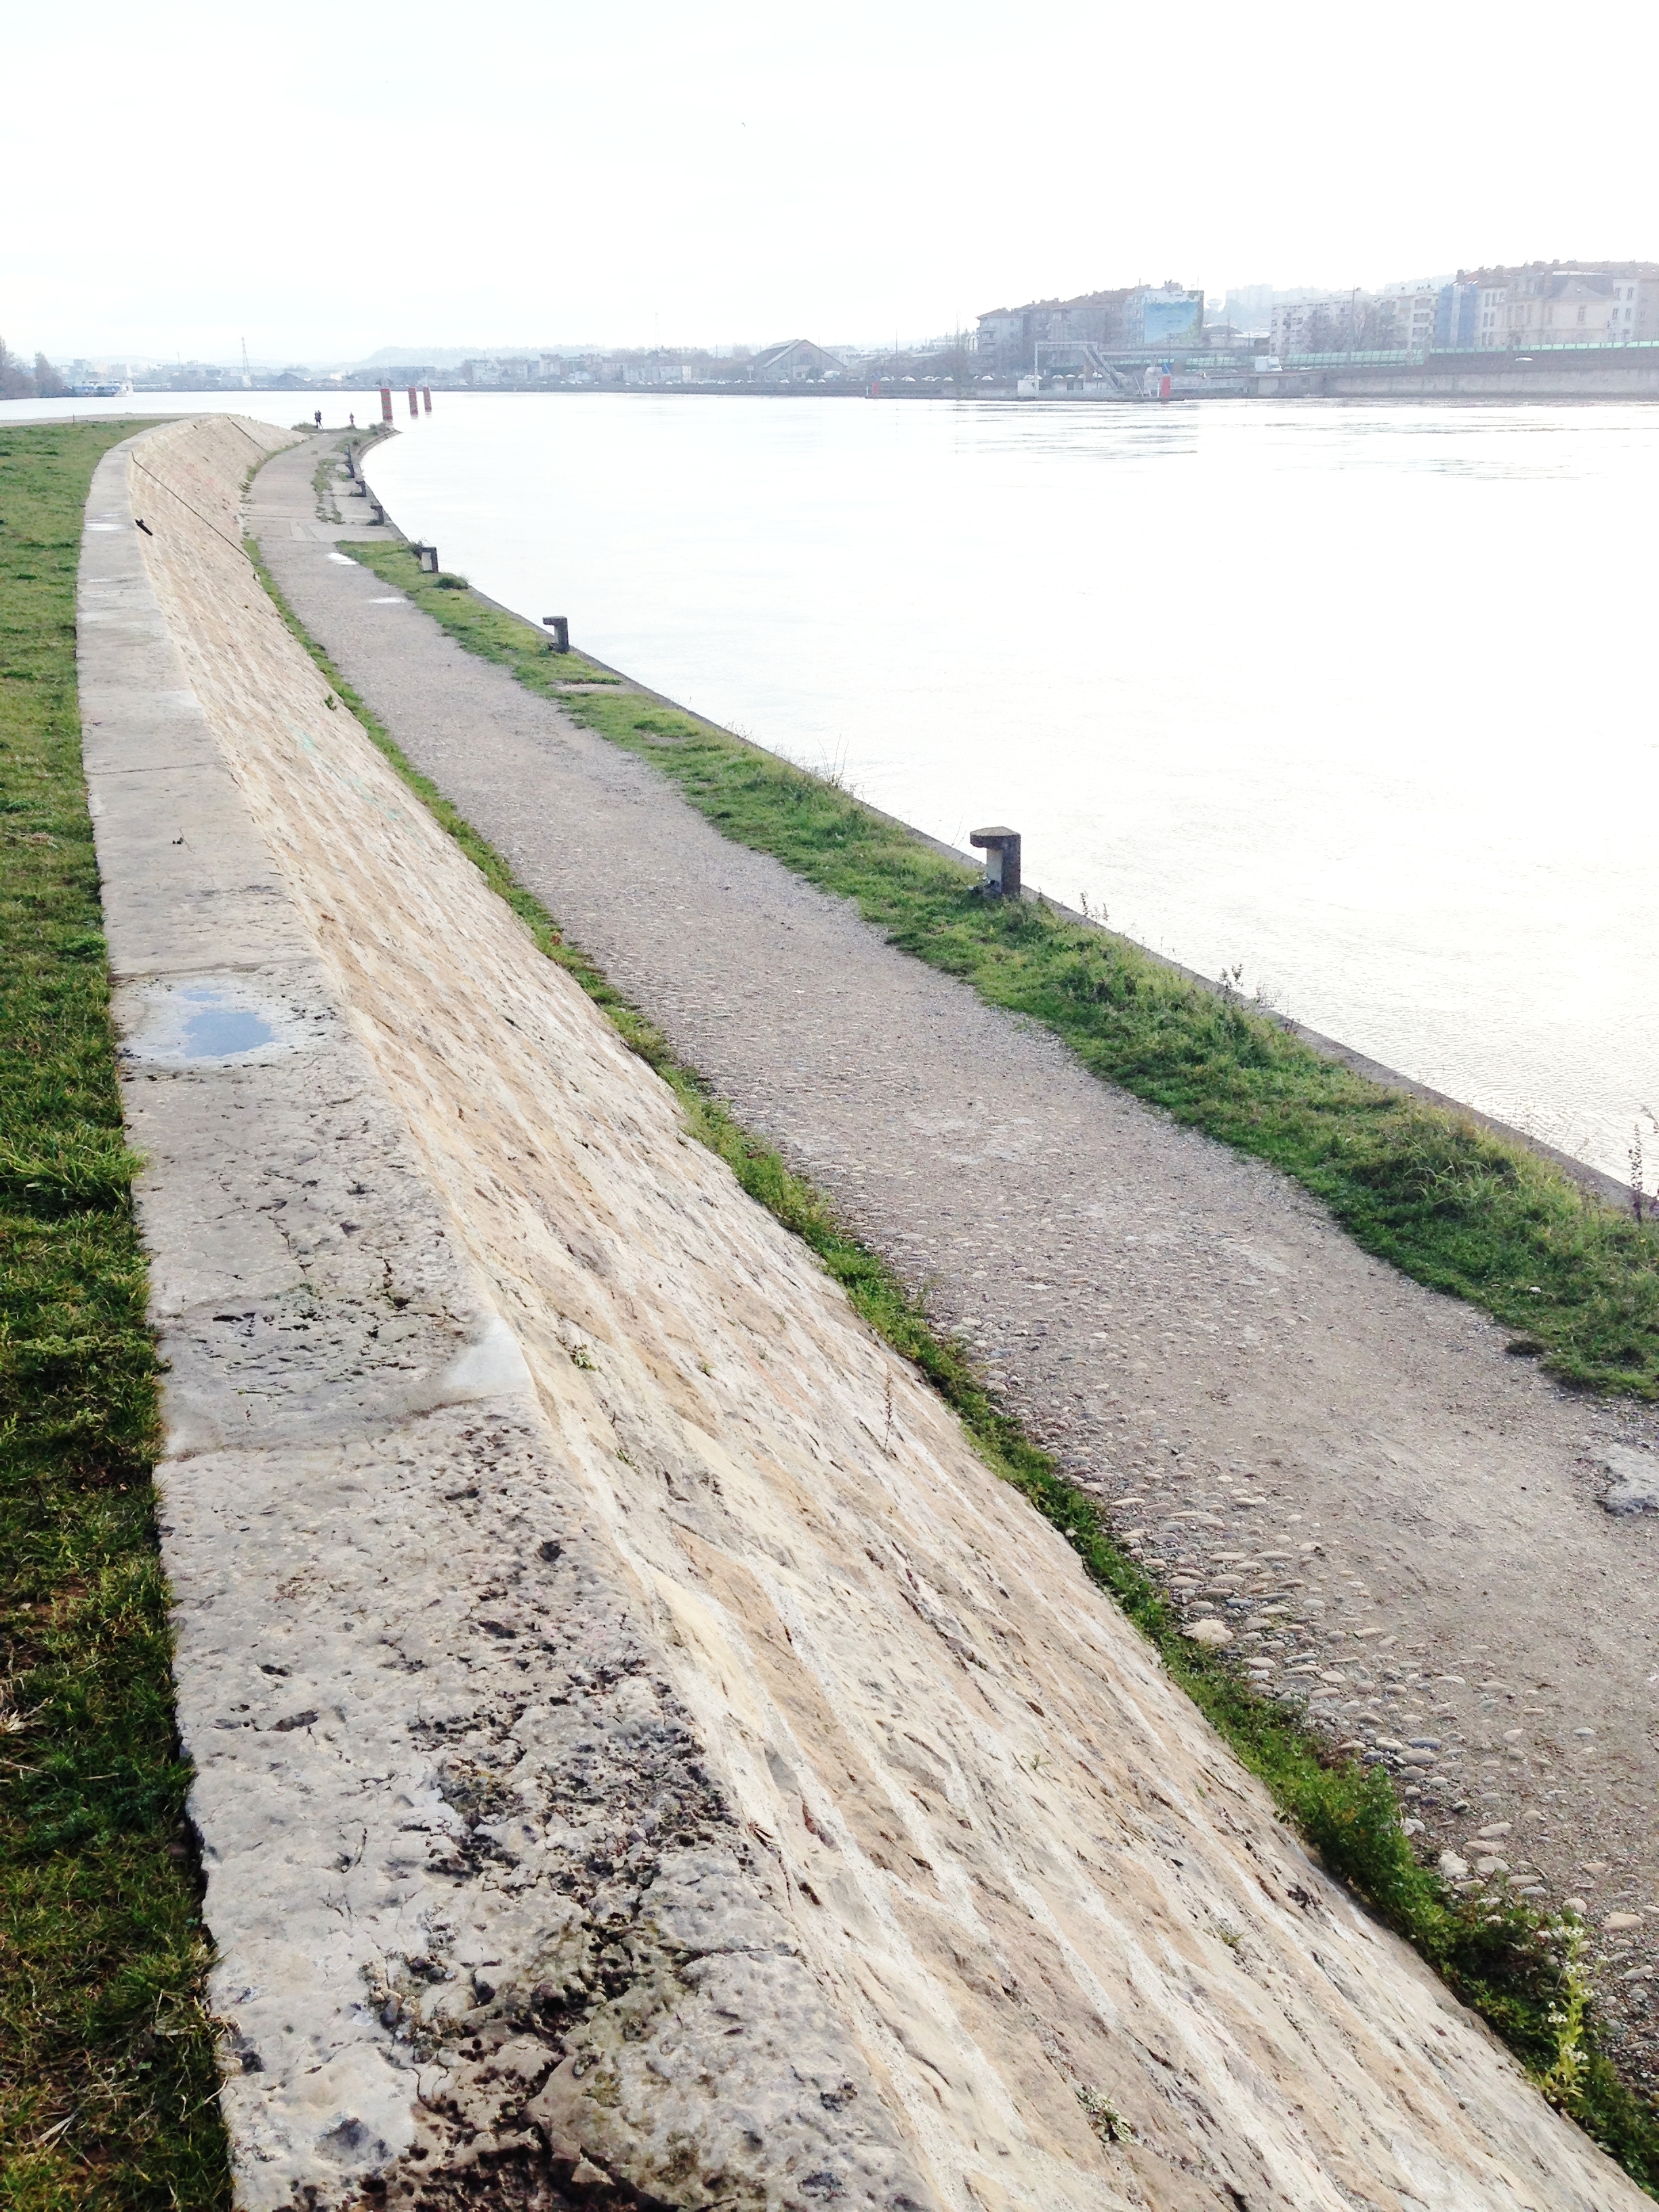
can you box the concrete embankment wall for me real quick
[1246,363,1659,400]
[79,414,1642,2211]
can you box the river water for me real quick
[12,389,1655,1181]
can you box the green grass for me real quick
[309,447,340,525]
[340,537,1659,1402]
[1,424,230,2206]
[262,536,1659,2190]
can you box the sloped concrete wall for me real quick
[79,415,1642,2211]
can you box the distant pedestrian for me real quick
[348,413,355,428]
[314,410,323,428]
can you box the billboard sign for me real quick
[1142,294,1202,346]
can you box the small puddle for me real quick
[122,980,300,1067]
[182,1002,275,1056]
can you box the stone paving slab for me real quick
[251,431,1659,2078]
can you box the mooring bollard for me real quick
[368,498,386,525]
[969,825,1022,898]
[413,544,439,573]
[407,386,419,417]
[379,385,393,423]
[422,386,432,413]
[542,615,569,653]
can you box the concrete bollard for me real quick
[542,615,569,653]
[413,544,439,573]
[422,386,432,413]
[969,825,1021,898]
[368,499,386,525]
[407,386,419,417]
[380,385,393,423]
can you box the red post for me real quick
[380,385,393,422]
[422,386,432,413]
[407,386,418,417]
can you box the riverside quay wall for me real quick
[1248,355,1659,400]
[77,413,1643,2211]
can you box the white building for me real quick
[1473,266,1659,348]
[1271,283,1446,359]
[1376,280,1442,350]
[1269,295,1356,356]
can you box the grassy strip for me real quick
[1,424,230,2207]
[339,538,1659,1401]
[310,447,340,525]
[255,537,1659,2190]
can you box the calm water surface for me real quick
[12,390,1654,1179]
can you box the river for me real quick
[13,388,1656,1183]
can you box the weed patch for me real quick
[1,423,230,2207]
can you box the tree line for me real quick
[0,337,69,400]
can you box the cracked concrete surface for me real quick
[77,414,1650,2209]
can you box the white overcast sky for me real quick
[7,0,1654,361]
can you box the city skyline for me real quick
[6,0,1655,364]
[37,258,1659,385]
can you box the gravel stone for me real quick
[1186,1618,1233,1647]
[1600,1447,1659,1514]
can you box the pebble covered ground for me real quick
[928,1199,1659,2081]
[254,438,1659,2090]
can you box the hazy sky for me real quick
[9,0,1655,361]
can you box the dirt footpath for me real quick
[252,435,1659,2078]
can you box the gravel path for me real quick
[253,434,1659,2075]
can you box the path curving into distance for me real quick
[83,408,1658,2207]
[249,431,1659,2086]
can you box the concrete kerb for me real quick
[81,427,539,2196]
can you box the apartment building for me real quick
[1269,281,1471,357]
[1374,282,1440,350]
[1269,295,1357,355]
[1434,282,1480,349]
[977,283,1202,375]
[1471,264,1659,348]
